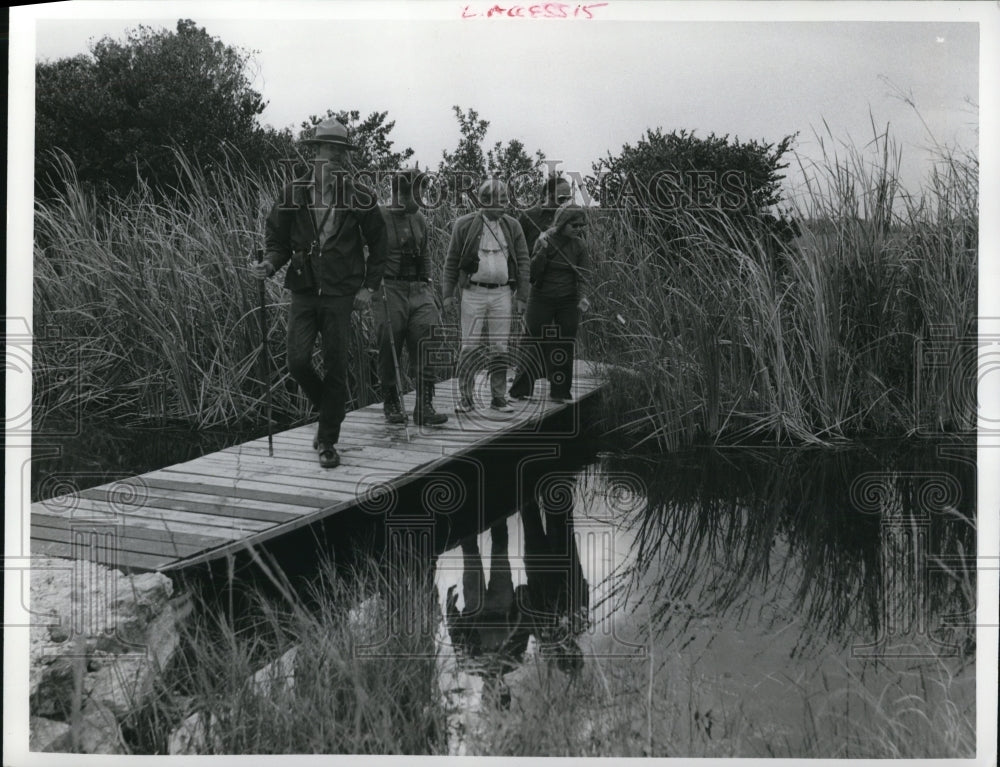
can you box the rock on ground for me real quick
[27,556,188,753]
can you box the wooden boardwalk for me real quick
[31,361,606,573]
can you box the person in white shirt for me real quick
[442,180,530,413]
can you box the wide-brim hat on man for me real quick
[300,117,356,150]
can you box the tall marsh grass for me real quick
[126,554,445,754]
[583,125,976,448]
[32,150,383,429]
[33,124,976,446]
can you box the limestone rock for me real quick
[75,702,127,754]
[86,597,191,717]
[29,716,71,752]
[28,557,187,753]
[250,646,299,697]
[167,711,222,755]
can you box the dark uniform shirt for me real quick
[381,209,428,280]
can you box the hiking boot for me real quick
[490,397,514,413]
[413,383,447,426]
[317,443,340,469]
[383,389,408,424]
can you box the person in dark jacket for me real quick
[375,168,448,427]
[252,118,387,468]
[442,180,530,413]
[508,202,590,402]
[517,175,572,257]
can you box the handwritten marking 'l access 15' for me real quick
[462,3,609,19]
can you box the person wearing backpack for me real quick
[508,202,590,402]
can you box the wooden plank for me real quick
[31,522,205,558]
[171,452,418,488]
[156,463,410,508]
[213,443,426,473]
[233,437,450,460]
[32,538,172,572]
[199,452,427,482]
[77,486,308,524]
[32,510,229,547]
[139,473,334,508]
[32,499,266,540]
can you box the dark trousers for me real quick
[286,292,354,445]
[373,281,441,395]
[509,293,579,398]
[519,499,587,628]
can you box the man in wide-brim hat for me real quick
[252,117,388,468]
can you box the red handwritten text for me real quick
[462,3,609,19]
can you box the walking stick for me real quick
[255,248,274,456]
[382,283,411,443]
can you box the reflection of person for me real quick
[252,118,387,468]
[517,495,589,673]
[508,203,590,403]
[374,168,448,427]
[441,180,530,414]
[446,521,528,708]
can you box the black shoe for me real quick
[455,396,474,414]
[490,398,514,413]
[413,404,448,426]
[508,388,531,402]
[549,391,572,403]
[317,443,340,469]
[383,392,408,424]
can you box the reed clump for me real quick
[32,149,384,429]
[584,125,976,449]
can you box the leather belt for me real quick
[469,281,507,289]
[383,275,428,282]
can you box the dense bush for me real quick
[35,19,294,200]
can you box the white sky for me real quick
[26,4,984,200]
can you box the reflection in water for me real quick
[447,522,526,708]
[435,443,975,756]
[444,495,591,711]
[600,445,976,658]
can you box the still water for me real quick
[432,444,976,757]
[30,423,977,757]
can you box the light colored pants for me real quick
[458,285,514,401]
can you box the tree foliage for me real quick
[35,19,289,198]
[439,106,547,205]
[589,128,800,249]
